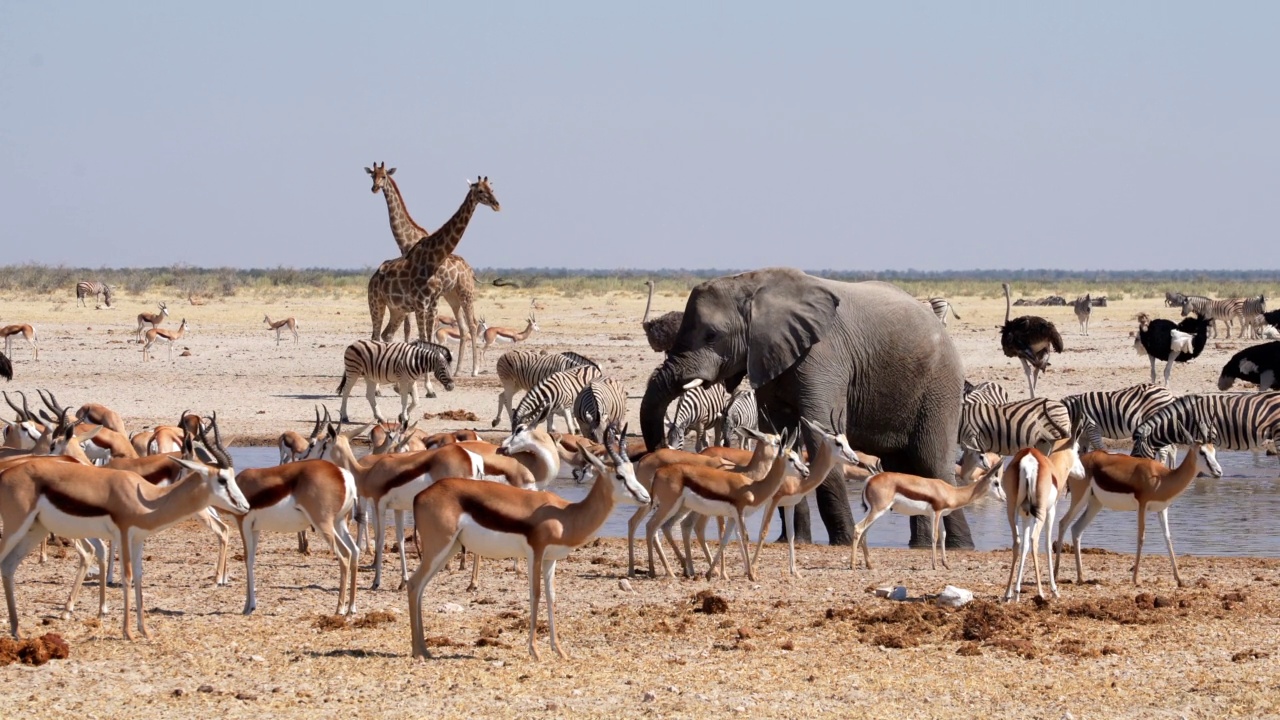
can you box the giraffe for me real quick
[366,176,500,381]
[365,162,484,376]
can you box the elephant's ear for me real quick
[746,279,840,388]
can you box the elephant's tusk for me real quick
[682,378,703,390]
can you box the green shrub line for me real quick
[1,264,1277,301]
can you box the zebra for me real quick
[1241,295,1268,339]
[1181,295,1245,339]
[962,380,1010,406]
[718,388,758,449]
[1132,391,1280,469]
[572,377,629,442]
[336,340,453,423]
[664,383,730,451]
[490,349,598,429]
[925,298,961,326]
[1164,291,1187,308]
[510,363,603,434]
[1060,384,1177,457]
[957,397,1072,479]
[1072,294,1092,335]
[76,281,114,308]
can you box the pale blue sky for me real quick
[1,2,1277,271]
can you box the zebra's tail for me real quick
[950,305,961,320]
[336,375,347,395]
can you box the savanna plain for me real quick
[1,279,1278,719]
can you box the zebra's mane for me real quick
[559,351,599,369]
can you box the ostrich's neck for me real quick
[1004,288,1012,324]
[643,283,654,323]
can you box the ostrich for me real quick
[642,279,683,353]
[0,351,10,381]
[1217,341,1280,391]
[1000,283,1064,398]
[1134,312,1210,386]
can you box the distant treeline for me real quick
[1,263,1277,300]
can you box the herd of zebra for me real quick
[333,338,758,452]
[1165,290,1279,340]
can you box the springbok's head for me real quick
[579,425,648,505]
[365,161,396,194]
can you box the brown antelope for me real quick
[850,458,1006,572]
[129,430,154,457]
[279,406,325,465]
[1056,445,1215,588]
[74,402,128,436]
[480,315,538,362]
[135,302,169,341]
[147,413,202,455]
[643,429,787,581]
[406,430,649,660]
[230,444,361,616]
[2,392,42,450]
[434,318,486,346]
[623,446,737,577]
[142,318,187,361]
[311,427,482,590]
[0,325,37,361]
[263,314,299,345]
[752,418,862,578]
[1003,431,1086,602]
[0,423,248,640]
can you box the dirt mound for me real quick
[352,611,396,629]
[692,590,729,614]
[0,633,70,666]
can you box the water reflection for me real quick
[228,447,1280,558]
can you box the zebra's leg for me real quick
[401,379,420,421]
[339,373,357,422]
[366,379,384,424]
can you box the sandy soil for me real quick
[2,285,1278,718]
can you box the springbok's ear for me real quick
[74,425,102,443]
[346,423,373,440]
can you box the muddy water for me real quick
[229,447,1280,558]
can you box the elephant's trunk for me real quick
[641,364,679,451]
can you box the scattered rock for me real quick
[618,579,633,593]
[642,691,656,702]
[439,602,465,614]
[235,692,257,701]
[1231,649,1269,662]
[198,684,215,694]
[936,585,973,608]
[172,688,185,697]
[693,590,729,614]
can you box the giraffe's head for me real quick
[365,161,396,194]
[466,176,501,212]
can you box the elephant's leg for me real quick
[804,466,853,546]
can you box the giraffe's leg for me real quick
[368,287,386,342]
[413,309,426,342]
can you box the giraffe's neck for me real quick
[382,176,431,256]
[407,191,479,279]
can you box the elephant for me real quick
[640,267,972,548]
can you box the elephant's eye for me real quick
[703,329,718,343]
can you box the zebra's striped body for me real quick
[963,380,1010,406]
[664,383,730,451]
[1181,296,1245,339]
[572,377,629,442]
[511,364,603,433]
[336,340,454,423]
[958,398,1072,477]
[719,388,758,449]
[926,298,961,326]
[1132,392,1280,467]
[1164,291,1187,308]
[490,350,598,429]
[1242,295,1268,338]
[75,281,113,308]
[1061,384,1176,453]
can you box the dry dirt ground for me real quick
[2,286,1279,718]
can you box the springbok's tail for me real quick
[860,483,870,513]
[1018,453,1041,520]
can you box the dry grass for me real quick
[2,533,1278,718]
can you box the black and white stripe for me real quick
[1164,291,1187,308]
[925,298,960,325]
[1241,295,1268,338]
[572,377,629,441]
[491,350,598,429]
[664,383,730,451]
[718,388,758,449]
[511,364,603,433]
[1132,392,1280,467]
[1181,296,1245,339]
[1061,383,1176,453]
[336,340,453,423]
[962,380,1010,406]
[958,397,1072,458]
[75,280,113,307]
